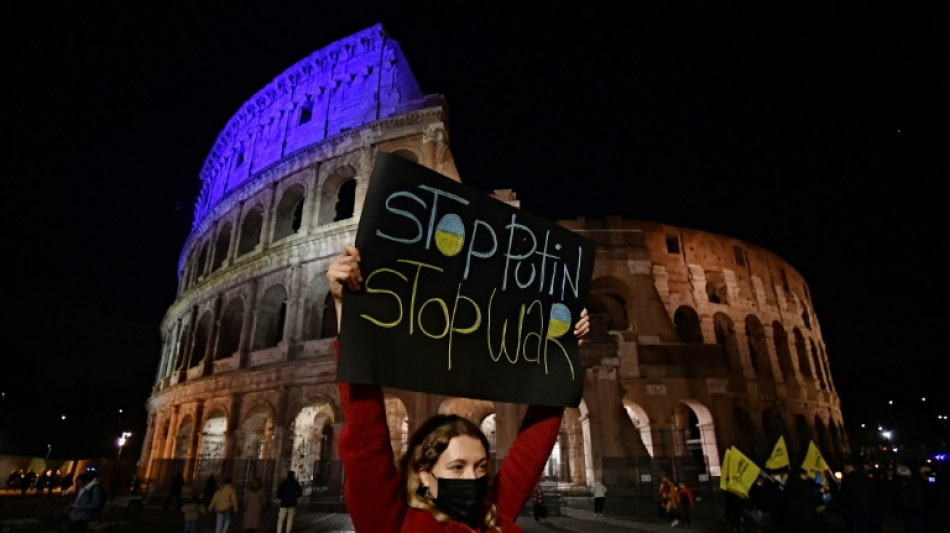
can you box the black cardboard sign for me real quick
[337,152,595,407]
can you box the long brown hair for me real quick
[398,414,499,530]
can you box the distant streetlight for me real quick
[116,432,132,459]
[46,444,51,461]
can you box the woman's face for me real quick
[419,435,488,497]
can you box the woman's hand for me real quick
[327,245,362,331]
[575,308,590,345]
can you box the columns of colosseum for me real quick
[238,278,257,368]
[299,166,318,236]
[185,403,204,481]
[162,406,180,459]
[261,183,278,251]
[491,402,523,461]
[209,295,223,361]
[225,393,242,459]
[271,386,290,480]
[285,265,304,349]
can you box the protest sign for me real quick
[337,152,595,406]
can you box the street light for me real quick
[116,432,132,459]
[46,444,51,461]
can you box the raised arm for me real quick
[494,309,590,520]
[329,246,405,532]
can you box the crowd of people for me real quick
[724,455,948,533]
[5,468,74,497]
[658,476,695,528]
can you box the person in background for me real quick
[242,478,266,533]
[677,481,694,528]
[180,493,204,533]
[532,480,547,522]
[592,479,607,516]
[207,476,239,533]
[67,471,105,533]
[276,471,303,533]
[60,471,74,497]
[839,454,883,533]
[165,471,185,511]
[202,474,218,506]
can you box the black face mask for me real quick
[431,476,489,529]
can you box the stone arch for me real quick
[195,240,210,281]
[290,401,336,490]
[815,344,829,390]
[273,184,306,241]
[237,205,264,256]
[174,415,194,458]
[793,328,810,378]
[239,403,276,459]
[384,394,409,457]
[587,276,632,331]
[771,321,794,381]
[437,397,496,427]
[793,414,812,458]
[175,321,192,370]
[321,292,338,339]
[216,297,244,360]
[200,409,228,455]
[302,272,330,340]
[192,311,214,367]
[713,313,740,371]
[317,165,357,225]
[801,306,812,330]
[252,284,287,350]
[212,221,233,271]
[671,400,720,476]
[622,399,655,457]
[390,149,419,163]
[674,306,703,343]
[744,315,772,378]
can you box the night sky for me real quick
[3,2,946,459]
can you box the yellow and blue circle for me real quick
[435,213,465,257]
[547,303,572,339]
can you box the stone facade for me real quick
[141,24,846,498]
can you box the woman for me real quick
[242,478,266,533]
[329,245,589,532]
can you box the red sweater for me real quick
[338,373,563,532]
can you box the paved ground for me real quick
[1,489,907,533]
[0,490,737,532]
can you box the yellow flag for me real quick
[765,436,790,470]
[802,440,829,486]
[727,446,762,498]
[720,448,732,491]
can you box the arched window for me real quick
[212,222,232,271]
[794,328,811,378]
[253,285,288,350]
[333,179,356,221]
[674,306,703,343]
[772,321,794,381]
[238,206,264,256]
[192,311,213,367]
[273,186,306,241]
[216,298,244,359]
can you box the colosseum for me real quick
[139,23,848,503]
